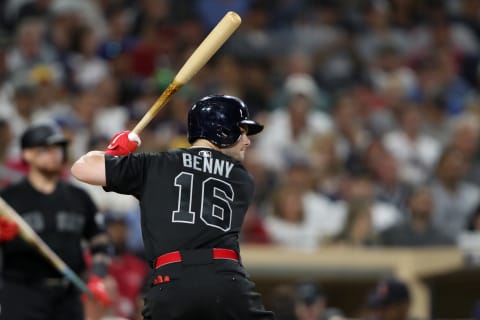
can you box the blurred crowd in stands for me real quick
[1,0,480,318]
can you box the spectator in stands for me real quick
[355,0,409,67]
[196,0,251,31]
[359,138,411,211]
[379,186,454,247]
[105,213,148,319]
[382,103,441,186]
[294,282,344,320]
[0,29,11,99]
[332,95,371,173]
[98,6,137,105]
[243,149,277,213]
[467,205,480,233]
[2,81,37,160]
[264,184,325,250]
[295,282,327,320]
[129,21,164,79]
[240,57,274,115]
[362,138,390,176]
[269,284,296,320]
[372,150,411,213]
[365,278,412,320]
[59,87,101,160]
[0,119,23,188]
[69,25,109,90]
[130,0,173,39]
[339,174,401,234]
[457,204,480,265]
[412,49,472,116]
[282,156,345,241]
[367,44,417,107]
[28,63,70,122]
[92,75,129,138]
[430,147,480,240]
[208,54,243,101]
[5,0,51,31]
[268,52,327,112]
[221,2,273,59]
[309,133,346,199]
[7,18,61,80]
[331,197,379,247]
[240,206,271,244]
[448,113,480,185]
[420,93,452,146]
[98,6,135,63]
[256,75,333,172]
[309,1,356,92]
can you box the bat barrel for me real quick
[131,11,241,136]
[174,11,241,84]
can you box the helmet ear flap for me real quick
[218,126,231,138]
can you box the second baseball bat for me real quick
[132,11,242,135]
[0,197,92,297]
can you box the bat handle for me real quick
[131,81,184,136]
[63,268,93,297]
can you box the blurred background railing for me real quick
[241,245,474,319]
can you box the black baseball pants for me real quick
[142,249,275,320]
[0,278,84,320]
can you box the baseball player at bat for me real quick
[72,95,275,319]
[0,122,111,320]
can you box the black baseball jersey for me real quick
[104,147,255,264]
[0,178,102,279]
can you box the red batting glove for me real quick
[0,216,19,242]
[105,130,141,156]
[86,275,111,307]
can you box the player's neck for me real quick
[191,139,220,151]
[28,169,59,194]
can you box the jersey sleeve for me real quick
[103,153,149,198]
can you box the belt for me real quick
[43,278,70,287]
[4,276,71,288]
[155,248,239,269]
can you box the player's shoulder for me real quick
[134,149,185,160]
[0,178,29,197]
[138,149,187,166]
[164,148,189,158]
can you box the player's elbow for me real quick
[71,151,107,186]
[70,160,86,181]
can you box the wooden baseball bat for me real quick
[131,11,242,135]
[0,197,92,297]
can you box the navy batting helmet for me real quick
[21,121,68,149]
[187,95,263,148]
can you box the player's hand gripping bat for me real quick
[131,11,242,135]
[0,197,93,297]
